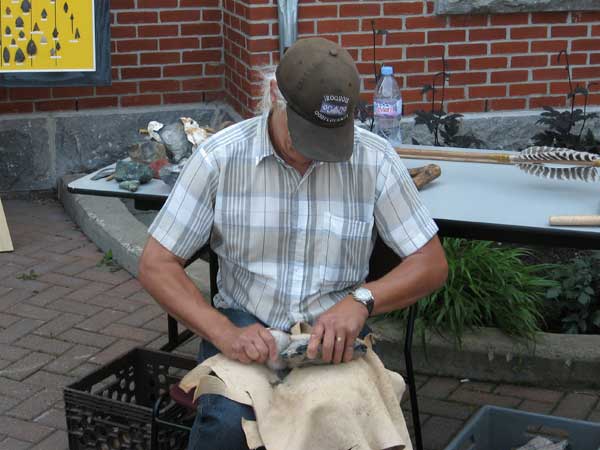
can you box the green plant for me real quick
[412,55,485,149]
[387,239,558,345]
[532,50,600,153]
[97,249,120,272]
[544,253,600,334]
[17,269,38,280]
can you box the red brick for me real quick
[511,27,547,39]
[531,12,568,24]
[160,10,200,22]
[10,88,51,100]
[469,85,506,98]
[111,26,137,39]
[360,47,403,61]
[573,39,600,52]
[298,20,315,34]
[241,21,269,35]
[121,67,162,79]
[317,19,359,33]
[52,87,94,98]
[202,36,223,48]
[531,40,568,53]
[446,100,485,113]
[139,25,179,37]
[593,25,600,36]
[163,63,203,77]
[533,68,568,81]
[406,44,445,58]
[340,3,380,17]
[424,87,465,101]
[182,23,221,36]
[449,72,487,86]
[392,60,426,74]
[489,98,527,111]
[140,52,180,64]
[247,6,277,20]
[0,102,33,114]
[183,50,222,63]
[117,39,158,52]
[573,66,600,80]
[203,9,222,21]
[530,96,565,108]
[362,18,403,31]
[469,28,506,41]
[406,74,435,88]
[111,0,135,8]
[404,102,430,115]
[205,63,224,75]
[449,15,487,27]
[591,54,600,64]
[138,0,177,6]
[387,31,425,45]
[511,55,548,68]
[428,30,466,43]
[428,58,466,71]
[182,77,222,90]
[247,38,278,52]
[111,53,138,66]
[96,82,138,96]
[491,41,528,54]
[469,57,507,70]
[383,2,423,15]
[491,70,529,83]
[299,5,338,19]
[117,12,158,24]
[120,94,162,107]
[406,15,447,29]
[160,37,199,50]
[550,81,571,94]
[572,12,600,22]
[490,13,529,26]
[551,25,589,38]
[140,79,180,92]
[549,52,587,66]
[35,99,77,111]
[448,43,487,56]
[510,83,547,96]
[78,97,119,109]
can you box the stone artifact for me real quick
[114,160,153,184]
[118,180,140,192]
[128,141,167,165]
[158,120,193,164]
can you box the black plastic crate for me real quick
[444,405,600,450]
[64,347,198,450]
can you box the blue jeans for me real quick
[186,309,264,450]
[186,308,371,450]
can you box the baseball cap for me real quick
[275,38,360,162]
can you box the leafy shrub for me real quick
[386,239,558,344]
[544,253,600,334]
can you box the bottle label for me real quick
[374,100,402,118]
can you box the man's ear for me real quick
[270,79,279,105]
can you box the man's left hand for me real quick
[306,296,369,364]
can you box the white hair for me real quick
[256,67,287,114]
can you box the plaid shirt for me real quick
[148,113,438,330]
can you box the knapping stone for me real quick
[159,121,193,164]
[114,160,153,184]
[128,141,167,165]
[436,0,600,14]
[118,180,140,192]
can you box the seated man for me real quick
[138,37,448,450]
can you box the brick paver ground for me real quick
[0,198,599,450]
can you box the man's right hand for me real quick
[215,323,279,365]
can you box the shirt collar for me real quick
[254,111,276,166]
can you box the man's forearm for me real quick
[365,235,448,316]
[138,242,233,346]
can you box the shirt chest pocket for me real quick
[319,211,375,285]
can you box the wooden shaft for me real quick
[409,164,442,190]
[549,215,600,226]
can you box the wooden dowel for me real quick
[549,215,600,226]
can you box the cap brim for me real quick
[286,105,354,162]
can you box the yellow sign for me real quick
[0,0,95,72]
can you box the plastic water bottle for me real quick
[373,66,403,146]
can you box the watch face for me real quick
[355,287,373,302]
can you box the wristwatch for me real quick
[351,287,375,317]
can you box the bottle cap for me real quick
[381,66,393,76]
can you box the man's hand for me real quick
[215,323,279,365]
[307,296,369,365]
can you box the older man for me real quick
[138,37,447,450]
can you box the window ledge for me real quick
[436,0,600,15]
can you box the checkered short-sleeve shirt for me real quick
[149,113,438,330]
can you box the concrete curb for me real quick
[59,175,600,388]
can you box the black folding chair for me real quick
[154,237,424,450]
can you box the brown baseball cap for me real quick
[276,38,360,162]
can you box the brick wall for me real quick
[222,0,600,118]
[0,0,224,114]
